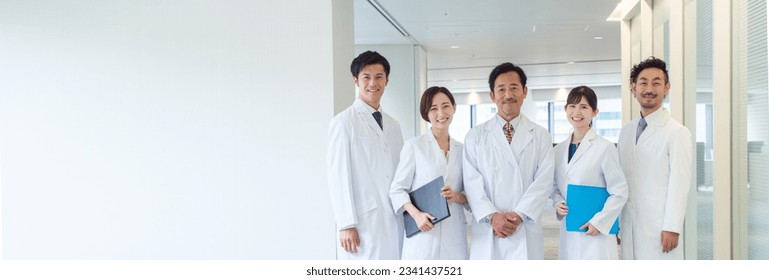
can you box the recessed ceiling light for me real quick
[594,36,604,40]
[450,45,460,49]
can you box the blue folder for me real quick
[565,184,619,234]
[403,176,450,238]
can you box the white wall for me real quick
[0,0,346,259]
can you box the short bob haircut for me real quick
[488,62,528,91]
[350,50,391,78]
[629,56,669,84]
[419,86,456,122]
[565,85,598,111]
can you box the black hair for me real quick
[419,86,456,122]
[350,51,390,78]
[629,56,669,84]
[565,86,598,111]
[488,62,527,91]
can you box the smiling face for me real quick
[631,67,670,114]
[564,96,598,131]
[354,64,388,109]
[427,92,455,131]
[490,71,528,121]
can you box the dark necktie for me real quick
[372,111,383,130]
[636,117,647,144]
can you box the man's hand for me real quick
[491,212,523,238]
[661,230,680,253]
[339,228,360,253]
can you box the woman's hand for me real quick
[403,202,435,232]
[580,222,601,236]
[441,185,468,205]
[556,201,569,216]
[413,211,435,232]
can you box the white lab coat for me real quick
[551,128,628,260]
[617,108,692,260]
[463,114,554,260]
[327,98,404,260]
[389,132,468,260]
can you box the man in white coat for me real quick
[463,62,555,259]
[327,51,404,259]
[617,57,693,260]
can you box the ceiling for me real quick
[354,0,623,94]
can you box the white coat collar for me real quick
[565,128,597,173]
[422,131,461,181]
[422,130,460,149]
[641,107,671,126]
[353,98,384,137]
[483,113,535,164]
[635,107,670,146]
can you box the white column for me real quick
[333,0,356,114]
[712,0,733,260]
[730,0,750,260]
[668,0,684,122]
[641,0,655,58]
[621,19,634,124]
[620,0,643,123]
[682,0,699,260]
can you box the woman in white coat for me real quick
[389,86,469,260]
[551,86,628,259]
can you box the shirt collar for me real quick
[640,107,669,124]
[495,113,522,131]
[355,98,381,115]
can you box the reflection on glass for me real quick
[738,0,769,260]
[696,0,714,260]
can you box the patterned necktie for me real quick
[372,111,383,130]
[636,117,647,144]
[504,122,513,144]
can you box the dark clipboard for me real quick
[403,176,451,238]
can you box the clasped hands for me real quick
[491,212,523,238]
